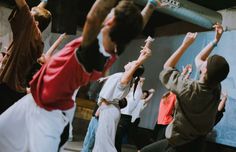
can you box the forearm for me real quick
[15,0,27,8]
[37,0,47,8]
[81,0,117,47]
[141,2,156,29]
[45,33,66,57]
[218,96,227,111]
[121,61,142,85]
[195,41,216,66]
[164,44,190,68]
[144,93,154,103]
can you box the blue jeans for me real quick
[81,117,98,152]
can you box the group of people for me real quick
[0,0,230,152]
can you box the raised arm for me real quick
[144,89,155,103]
[15,0,27,8]
[81,0,117,48]
[45,33,67,57]
[195,23,223,69]
[37,33,67,65]
[164,32,197,68]
[120,37,154,85]
[218,92,228,111]
[37,0,47,8]
[141,0,166,28]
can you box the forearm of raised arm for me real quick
[141,2,156,29]
[164,44,190,68]
[37,1,47,8]
[15,0,27,8]
[120,61,141,85]
[46,33,66,57]
[195,42,215,64]
[81,0,117,47]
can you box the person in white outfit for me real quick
[93,36,154,152]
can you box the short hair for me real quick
[32,7,51,32]
[206,55,230,84]
[110,0,143,55]
[119,98,127,109]
[142,90,150,99]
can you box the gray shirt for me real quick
[159,67,221,146]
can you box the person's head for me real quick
[119,98,127,109]
[200,55,229,85]
[31,7,51,32]
[142,90,150,99]
[103,0,143,55]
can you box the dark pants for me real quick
[152,124,168,141]
[141,137,206,152]
[58,120,70,151]
[0,83,26,114]
[115,114,132,152]
[130,118,141,150]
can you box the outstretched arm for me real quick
[195,23,223,69]
[141,0,167,28]
[37,0,47,8]
[164,32,197,68]
[144,89,155,103]
[15,0,27,8]
[218,92,227,111]
[120,37,154,85]
[81,0,117,48]
[37,33,67,65]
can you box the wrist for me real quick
[148,0,159,8]
[211,41,218,48]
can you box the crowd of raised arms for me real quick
[0,0,230,152]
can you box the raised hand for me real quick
[182,32,197,47]
[138,37,154,63]
[213,23,223,43]
[149,88,155,93]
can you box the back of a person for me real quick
[158,92,176,125]
[169,80,221,145]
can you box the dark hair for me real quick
[142,90,150,99]
[132,65,144,97]
[110,0,143,55]
[119,98,127,109]
[32,7,51,32]
[206,55,229,85]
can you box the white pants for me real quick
[93,104,120,152]
[0,94,69,152]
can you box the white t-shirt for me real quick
[131,99,147,122]
[121,82,143,115]
[98,72,130,105]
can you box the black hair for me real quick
[110,0,143,56]
[119,98,127,109]
[142,90,150,99]
[132,65,144,97]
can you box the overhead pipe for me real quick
[135,0,222,29]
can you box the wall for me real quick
[110,30,236,148]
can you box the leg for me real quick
[93,105,120,152]
[58,122,70,150]
[27,98,69,152]
[115,114,132,152]
[82,117,98,152]
[0,94,33,152]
